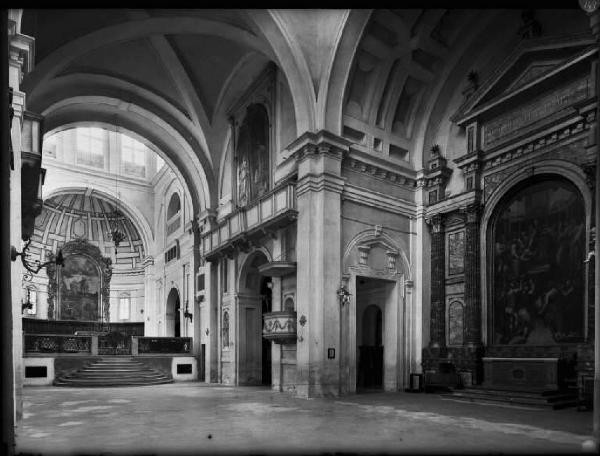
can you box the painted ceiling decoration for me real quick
[30,190,145,272]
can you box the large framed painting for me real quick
[58,254,101,321]
[47,238,112,322]
[489,177,586,345]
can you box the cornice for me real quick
[425,190,481,218]
[296,173,345,197]
[342,183,416,218]
[343,156,417,190]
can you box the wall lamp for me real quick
[183,300,193,323]
[337,285,351,306]
[11,238,64,274]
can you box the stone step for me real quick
[459,387,573,400]
[53,379,173,387]
[54,358,173,388]
[70,371,164,376]
[442,388,577,410]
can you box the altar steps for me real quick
[54,357,173,387]
[441,387,577,409]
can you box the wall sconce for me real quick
[11,239,64,274]
[21,288,33,313]
[183,301,193,323]
[205,328,210,336]
[337,285,351,306]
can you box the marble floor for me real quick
[16,383,594,455]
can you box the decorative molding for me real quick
[343,157,417,189]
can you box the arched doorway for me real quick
[166,288,181,338]
[237,251,272,386]
[488,176,586,345]
[356,284,385,391]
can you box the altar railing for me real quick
[134,337,193,354]
[24,334,92,354]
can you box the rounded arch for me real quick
[42,186,154,256]
[321,9,372,135]
[38,94,213,214]
[166,286,181,338]
[22,16,276,101]
[236,248,272,293]
[479,160,593,345]
[244,10,316,134]
[167,193,181,220]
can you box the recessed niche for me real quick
[177,364,193,374]
[389,144,408,161]
[342,126,366,144]
[25,366,47,378]
[373,138,382,152]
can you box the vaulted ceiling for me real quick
[19,8,590,211]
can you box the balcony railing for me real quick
[24,334,92,354]
[135,337,192,354]
[201,183,297,260]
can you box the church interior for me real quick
[3,6,600,454]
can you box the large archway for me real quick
[166,287,181,338]
[236,250,272,386]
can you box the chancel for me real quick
[3,6,600,455]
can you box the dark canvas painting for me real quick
[59,254,101,321]
[491,179,586,345]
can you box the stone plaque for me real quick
[448,301,464,345]
[448,230,465,276]
[483,76,589,148]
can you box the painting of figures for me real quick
[491,179,586,345]
[59,254,101,321]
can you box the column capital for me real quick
[425,213,445,233]
[287,130,350,163]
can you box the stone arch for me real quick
[244,10,316,134]
[166,286,181,338]
[479,159,593,345]
[343,228,411,280]
[321,9,372,135]
[38,95,212,214]
[237,249,272,294]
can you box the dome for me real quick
[31,190,146,271]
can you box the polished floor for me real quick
[16,382,594,455]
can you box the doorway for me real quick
[237,252,272,386]
[356,277,392,391]
[166,287,181,337]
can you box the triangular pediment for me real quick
[452,33,596,126]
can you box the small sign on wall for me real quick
[328,348,335,359]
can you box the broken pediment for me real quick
[452,34,596,128]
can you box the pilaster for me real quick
[426,213,446,355]
[463,203,482,346]
[289,130,349,397]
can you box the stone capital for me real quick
[425,213,445,233]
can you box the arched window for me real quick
[283,297,295,312]
[489,177,585,345]
[118,293,131,320]
[166,193,181,236]
[236,104,270,206]
[167,193,181,219]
